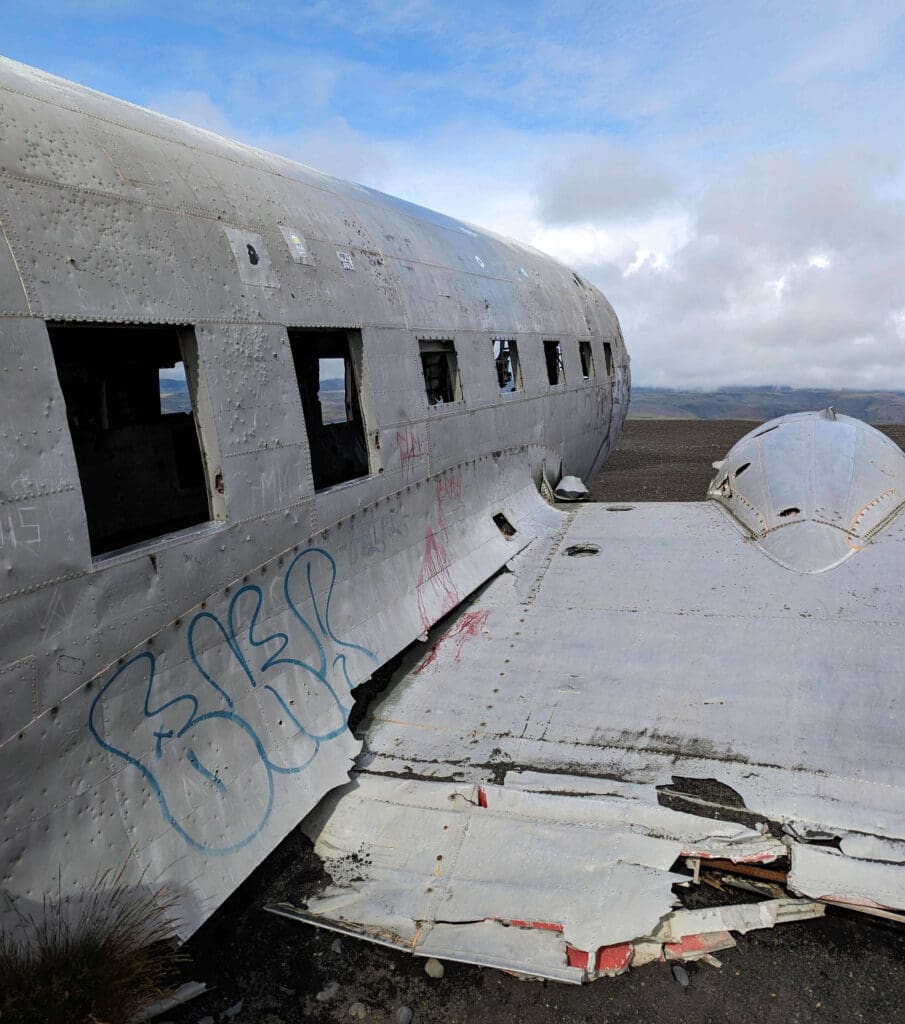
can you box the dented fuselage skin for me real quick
[0,59,628,935]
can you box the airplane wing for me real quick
[268,411,905,981]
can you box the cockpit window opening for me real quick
[492,338,522,393]
[419,339,462,405]
[579,341,595,380]
[543,340,565,386]
[288,328,371,491]
[48,322,216,556]
[603,341,614,377]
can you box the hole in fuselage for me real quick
[565,543,600,557]
[733,462,750,478]
[493,513,516,537]
[778,507,801,518]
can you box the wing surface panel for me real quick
[276,501,905,978]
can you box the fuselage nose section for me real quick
[708,409,905,573]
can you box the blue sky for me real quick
[6,1,905,388]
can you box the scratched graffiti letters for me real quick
[354,499,410,561]
[88,547,378,855]
[0,506,41,550]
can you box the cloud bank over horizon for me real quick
[6,1,905,388]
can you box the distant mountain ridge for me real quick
[629,386,905,423]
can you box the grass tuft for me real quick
[0,865,183,1024]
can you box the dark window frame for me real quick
[288,328,372,492]
[492,338,522,393]
[48,322,218,557]
[579,340,596,380]
[419,338,463,406]
[543,339,565,386]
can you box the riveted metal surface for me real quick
[0,656,38,747]
[0,318,91,597]
[709,411,905,572]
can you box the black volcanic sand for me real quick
[167,419,905,1024]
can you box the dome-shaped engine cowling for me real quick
[707,409,905,573]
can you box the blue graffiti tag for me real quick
[88,547,378,855]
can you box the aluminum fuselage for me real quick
[0,58,628,934]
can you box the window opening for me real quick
[159,362,191,415]
[603,341,614,377]
[543,340,564,386]
[419,339,462,405]
[288,329,371,491]
[318,356,349,425]
[48,323,212,556]
[579,341,595,380]
[492,338,521,393]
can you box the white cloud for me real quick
[535,139,675,223]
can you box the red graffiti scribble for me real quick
[435,467,463,513]
[415,525,459,632]
[396,430,426,478]
[451,609,491,660]
[416,609,492,673]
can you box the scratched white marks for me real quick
[0,504,41,551]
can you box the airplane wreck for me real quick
[0,57,903,985]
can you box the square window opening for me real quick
[288,328,371,491]
[419,339,462,405]
[603,341,614,377]
[579,341,595,380]
[493,338,522,393]
[543,340,565,386]
[48,322,213,556]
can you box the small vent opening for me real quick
[493,512,516,537]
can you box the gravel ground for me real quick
[166,419,905,1024]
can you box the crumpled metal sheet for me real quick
[273,774,786,981]
[554,475,589,501]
